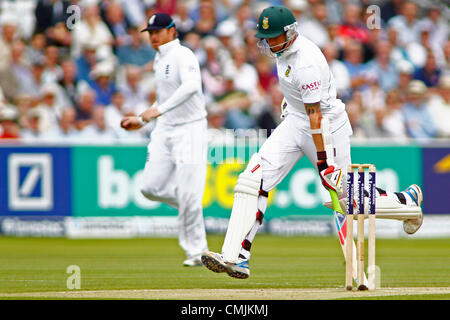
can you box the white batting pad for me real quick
[222,154,262,263]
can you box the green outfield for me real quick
[0,235,449,300]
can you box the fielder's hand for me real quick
[120,116,143,131]
[317,160,343,196]
[140,108,161,122]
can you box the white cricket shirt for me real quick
[153,39,207,125]
[276,34,346,123]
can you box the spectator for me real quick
[21,108,45,142]
[120,0,147,27]
[26,60,47,99]
[254,54,277,96]
[88,61,116,106]
[217,74,255,130]
[428,75,450,137]
[338,3,371,46]
[227,3,256,38]
[172,2,195,40]
[386,27,411,67]
[215,18,242,51]
[0,40,25,102]
[287,0,309,24]
[34,0,71,34]
[153,0,178,16]
[45,22,72,59]
[380,0,405,24]
[26,33,47,66]
[243,29,259,63]
[396,59,415,101]
[71,4,114,60]
[42,45,63,84]
[118,65,148,114]
[75,42,100,83]
[33,83,65,133]
[201,36,227,100]
[104,1,132,49]
[380,89,408,140]
[41,107,80,143]
[116,27,155,67]
[360,71,385,116]
[192,0,217,37]
[343,41,369,93]
[322,42,351,101]
[104,91,141,142]
[256,83,283,134]
[58,59,81,109]
[15,93,34,129]
[78,106,118,143]
[346,98,366,139]
[75,89,97,130]
[0,0,37,40]
[366,40,399,92]
[298,2,330,49]
[387,1,421,49]
[0,20,17,71]
[413,51,441,87]
[206,102,226,131]
[229,45,260,100]
[0,105,20,139]
[418,5,449,49]
[182,31,207,66]
[402,80,438,139]
[443,40,450,77]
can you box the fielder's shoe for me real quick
[183,255,203,267]
[201,252,250,279]
[402,184,423,235]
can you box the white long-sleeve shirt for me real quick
[276,35,346,125]
[153,39,207,125]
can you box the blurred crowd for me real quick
[0,0,448,144]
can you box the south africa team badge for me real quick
[285,65,291,77]
[262,16,269,29]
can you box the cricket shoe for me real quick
[201,252,250,279]
[402,184,423,235]
[183,255,203,267]
[201,251,228,273]
[225,257,250,279]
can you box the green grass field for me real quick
[0,235,449,300]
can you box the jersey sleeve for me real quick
[178,48,202,84]
[156,48,201,114]
[298,65,322,104]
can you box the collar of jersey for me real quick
[158,38,180,55]
[277,36,300,59]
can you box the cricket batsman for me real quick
[121,13,208,267]
[201,6,423,279]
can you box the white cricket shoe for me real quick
[183,255,203,267]
[201,251,228,273]
[402,184,423,235]
[225,257,250,279]
[201,251,250,279]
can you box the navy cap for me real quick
[141,13,175,32]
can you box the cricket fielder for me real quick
[201,6,423,279]
[121,13,208,267]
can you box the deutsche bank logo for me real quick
[8,154,53,211]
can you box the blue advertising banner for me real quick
[423,147,450,214]
[0,146,72,216]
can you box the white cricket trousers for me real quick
[234,111,353,261]
[140,118,208,259]
[259,111,353,193]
